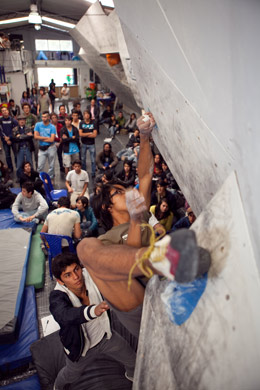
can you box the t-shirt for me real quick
[38,95,50,113]
[98,221,151,246]
[44,208,80,245]
[61,87,70,100]
[66,170,89,192]
[79,120,95,145]
[35,121,56,146]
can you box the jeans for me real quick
[16,146,32,178]
[108,125,116,137]
[38,144,57,179]
[81,143,96,176]
[2,142,17,171]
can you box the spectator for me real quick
[100,105,113,125]
[61,115,80,174]
[0,106,18,172]
[20,91,32,107]
[117,128,140,161]
[66,160,89,207]
[0,159,13,188]
[96,143,118,174]
[71,109,80,130]
[75,195,98,237]
[125,113,137,133]
[151,180,180,215]
[51,112,64,173]
[150,197,174,232]
[41,196,81,244]
[171,207,196,231]
[87,99,100,133]
[116,160,136,188]
[12,181,48,223]
[48,79,56,112]
[60,82,70,113]
[37,87,51,117]
[19,161,45,196]
[116,111,126,130]
[22,103,38,169]
[58,104,67,127]
[12,114,34,178]
[72,101,83,120]
[34,111,57,179]
[79,110,97,177]
[108,114,119,139]
[161,160,179,190]
[9,99,20,118]
[30,87,38,115]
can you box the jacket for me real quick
[60,125,80,153]
[12,125,34,152]
[76,206,98,232]
[49,269,111,362]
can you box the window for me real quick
[37,68,74,86]
[35,39,73,52]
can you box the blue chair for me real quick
[40,233,76,279]
[39,172,67,204]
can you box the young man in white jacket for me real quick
[50,252,136,390]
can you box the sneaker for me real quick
[149,229,211,283]
[125,372,134,382]
[40,242,48,256]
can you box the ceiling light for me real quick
[0,17,29,25]
[34,24,41,30]
[42,16,75,29]
[29,4,42,24]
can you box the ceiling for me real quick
[0,0,92,23]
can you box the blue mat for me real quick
[0,286,39,371]
[10,188,21,195]
[1,374,41,389]
[0,209,36,231]
[161,274,208,325]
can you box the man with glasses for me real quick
[77,113,211,338]
[34,111,57,179]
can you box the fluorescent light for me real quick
[41,24,68,33]
[42,16,75,29]
[0,16,29,25]
[29,12,42,24]
[86,0,114,7]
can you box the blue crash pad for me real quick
[161,274,208,325]
[0,286,39,370]
[0,208,36,231]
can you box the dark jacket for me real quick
[49,290,96,362]
[87,104,100,121]
[96,151,118,170]
[12,125,34,152]
[126,134,140,149]
[76,206,98,232]
[60,125,80,153]
[116,168,136,187]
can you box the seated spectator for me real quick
[66,160,89,207]
[41,196,81,245]
[75,196,98,237]
[161,160,179,190]
[116,128,140,161]
[0,183,16,209]
[61,115,80,174]
[151,180,182,216]
[0,159,13,188]
[108,114,119,138]
[72,101,83,120]
[116,160,136,188]
[12,114,34,178]
[125,113,137,133]
[96,143,118,173]
[116,111,126,130]
[9,99,20,118]
[12,181,48,223]
[154,153,162,173]
[151,163,166,192]
[171,207,196,232]
[100,105,113,125]
[89,182,102,208]
[150,198,174,232]
[20,161,45,196]
[95,169,114,186]
[58,104,67,126]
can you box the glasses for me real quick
[110,187,125,199]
